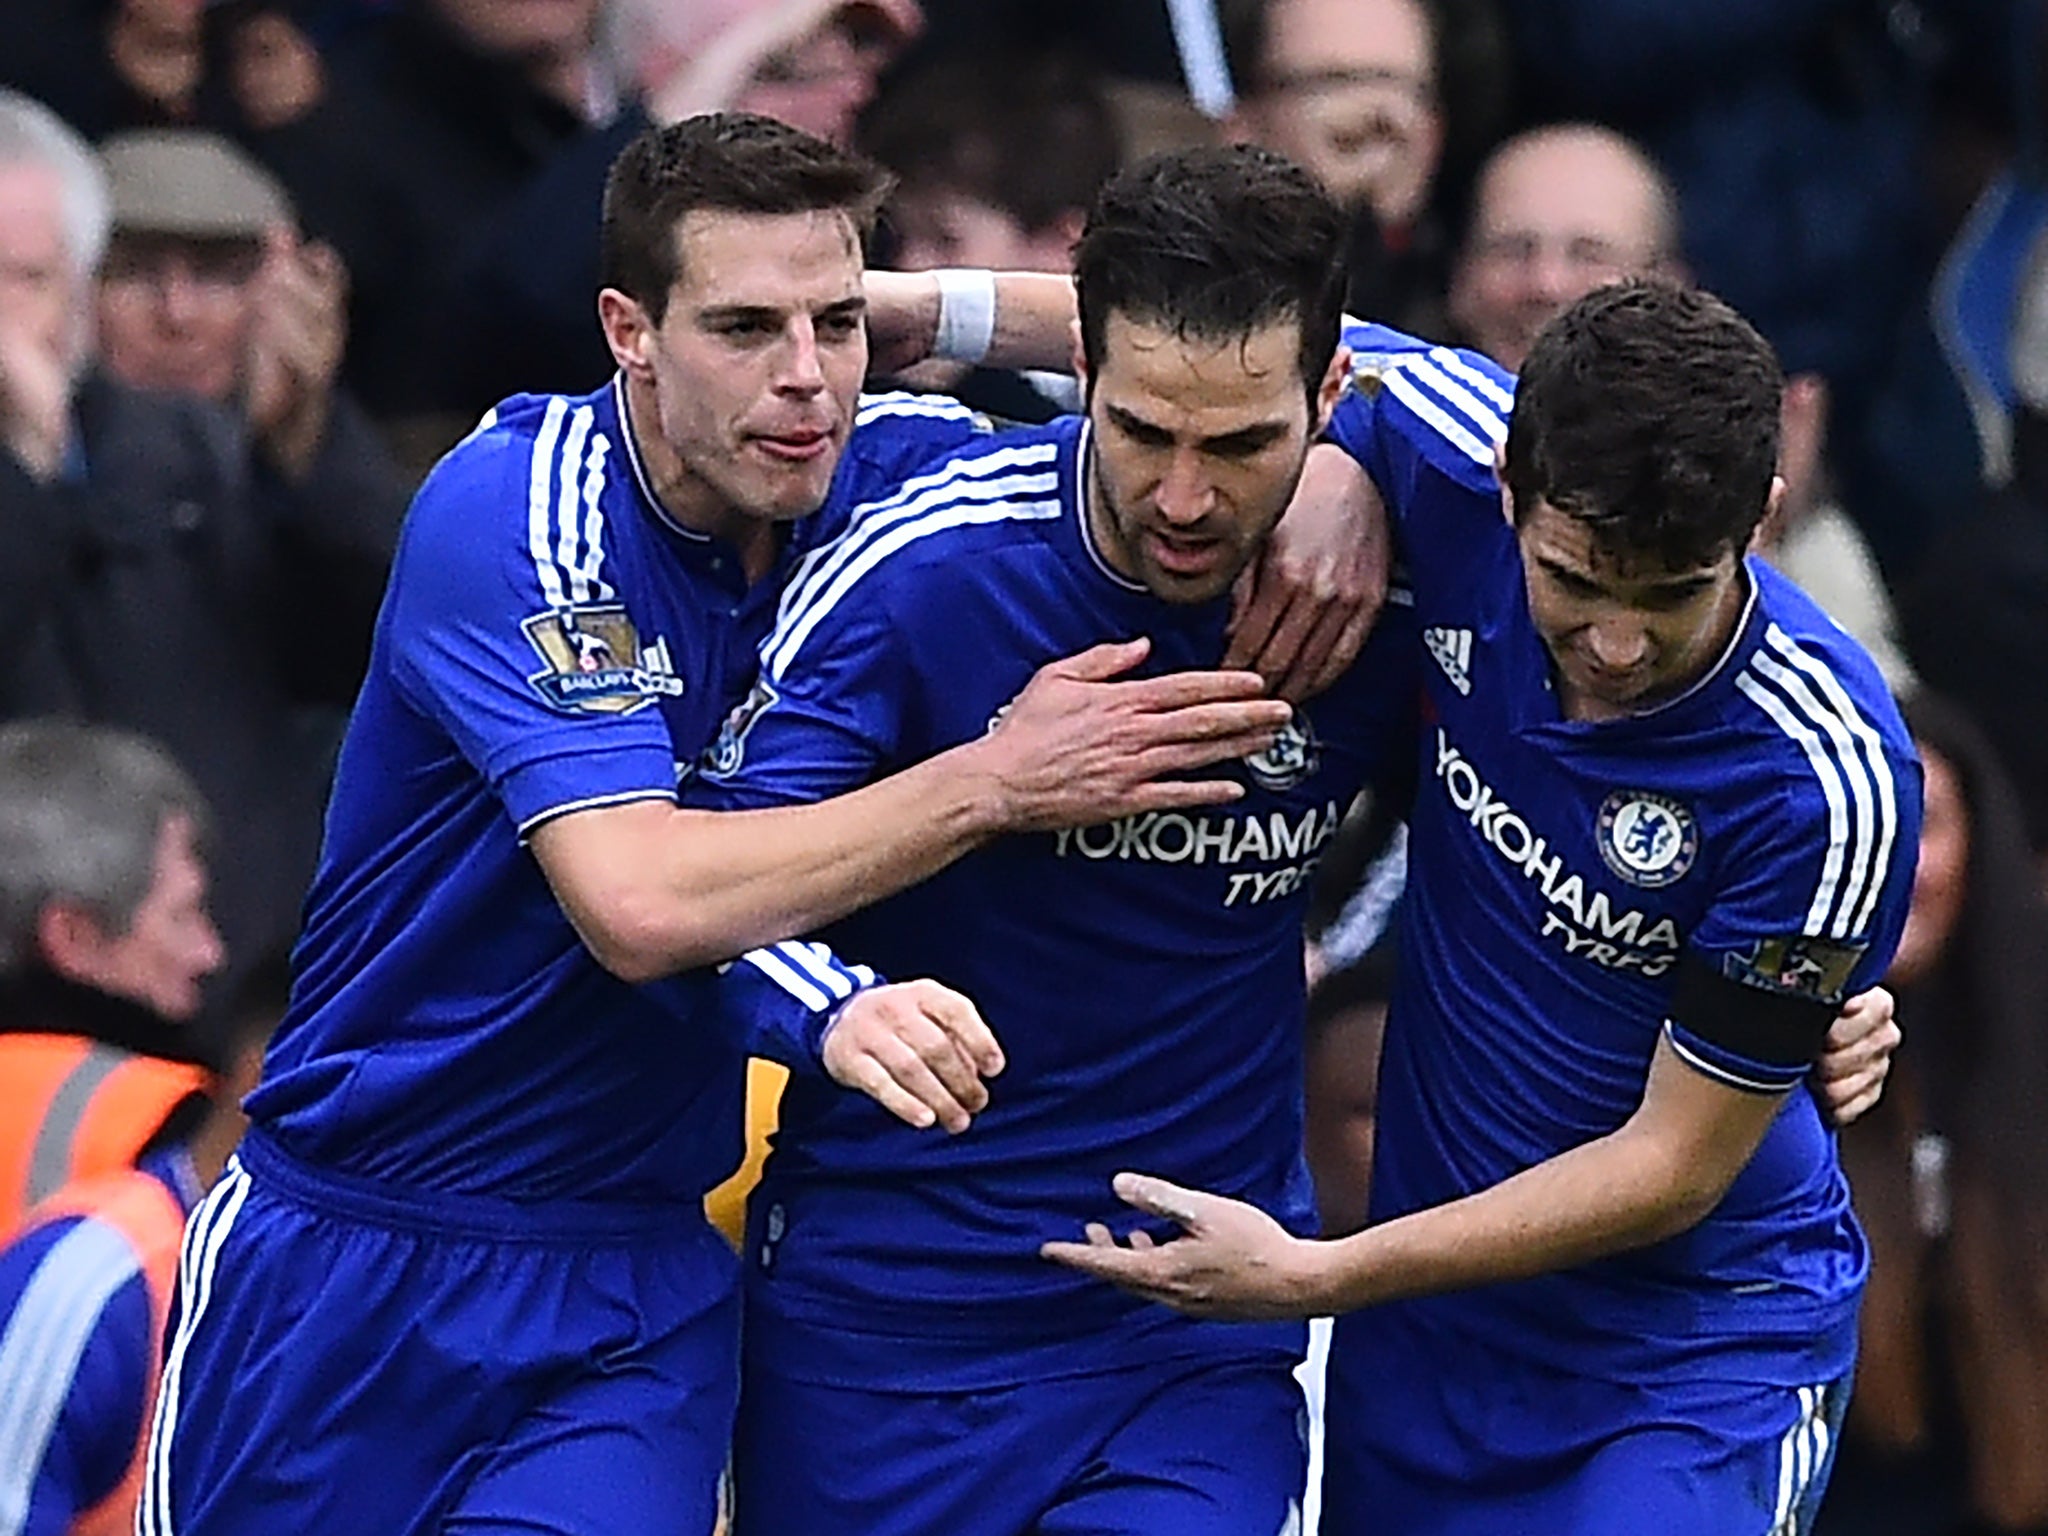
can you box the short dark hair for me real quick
[1503,279,1784,571]
[1073,144,1347,405]
[600,112,893,324]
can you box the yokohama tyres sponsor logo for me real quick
[1052,802,1344,907]
[1433,728,1682,974]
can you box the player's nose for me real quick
[1154,451,1216,525]
[1585,616,1649,671]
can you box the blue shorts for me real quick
[141,1135,740,1536]
[732,1322,1308,1536]
[1320,1307,1852,1536]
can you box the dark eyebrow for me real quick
[1105,404,1175,444]
[698,304,783,328]
[1199,422,1290,456]
[818,295,867,320]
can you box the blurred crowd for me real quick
[0,2,2045,1533]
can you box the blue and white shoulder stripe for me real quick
[0,1218,144,1523]
[761,438,1065,683]
[1734,623,1903,940]
[521,395,616,609]
[854,390,989,428]
[1373,346,1513,469]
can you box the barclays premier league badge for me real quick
[1596,790,1698,889]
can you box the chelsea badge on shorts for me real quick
[1596,789,1698,888]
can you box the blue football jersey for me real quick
[689,416,1420,1386]
[1324,328,1923,1384]
[248,384,987,1205]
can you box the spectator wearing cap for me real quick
[95,128,407,499]
[0,91,402,996]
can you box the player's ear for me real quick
[1313,345,1352,435]
[1494,443,1513,526]
[1748,475,1789,553]
[599,288,658,381]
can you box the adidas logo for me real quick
[1424,626,1473,695]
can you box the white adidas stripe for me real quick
[524,399,615,611]
[775,441,1062,636]
[1404,353,1511,446]
[141,1161,251,1536]
[1381,366,1496,466]
[0,1220,142,1535]
[1764,626,1899,936]
[1428,346,1517,414]
[763,441,1064,680]
[856,390,983,424]
[740,946,833,1012]
[1735,626,1897,940]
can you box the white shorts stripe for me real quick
[142,1161,251,1536]
[0,1220,142,1536]
[772,941,857,1003]
[525,397,570,610]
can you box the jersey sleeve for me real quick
[1668,678,1923,1093]
[384,401,678,834]
[0,1218,155,1534]
[1324,325,1513,540]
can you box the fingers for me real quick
[914,979,1005,1077]
[1273,598,1373,704]
[1222,553,1286,672]
[1830,1082,1886,1127]
[1113,667,1276,712]
[823,983,1002,1134]
[1042,637,1151,684]
[1111,1172,1204,1230]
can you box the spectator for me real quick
[1823,691,2048,1536]
[1227,0,1448,335]
[0,88,399,990]
[262,0,614,450]
[1446,122,1683,372]
[0,950,280,1534]
[0,721,224,1238]
[1303,940,1397,1237]
[860,49,1117,420]
[95,128,410,515]
[460,0,923,405]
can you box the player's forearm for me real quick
[1300,1121,1729,1314]
[866,270,1079,374]
[568,742,1011,980]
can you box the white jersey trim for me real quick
[515,787,679,841]
[739,941,878,1014]
[1735,624,1899,939]
[527,396,618,606]
[763,441,1064,682]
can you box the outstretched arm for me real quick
[1043,1030,1785,1320]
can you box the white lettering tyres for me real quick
[1433,729,1681,975]
[1052,803,1343,907]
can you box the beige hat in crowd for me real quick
[100,129,293,239]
